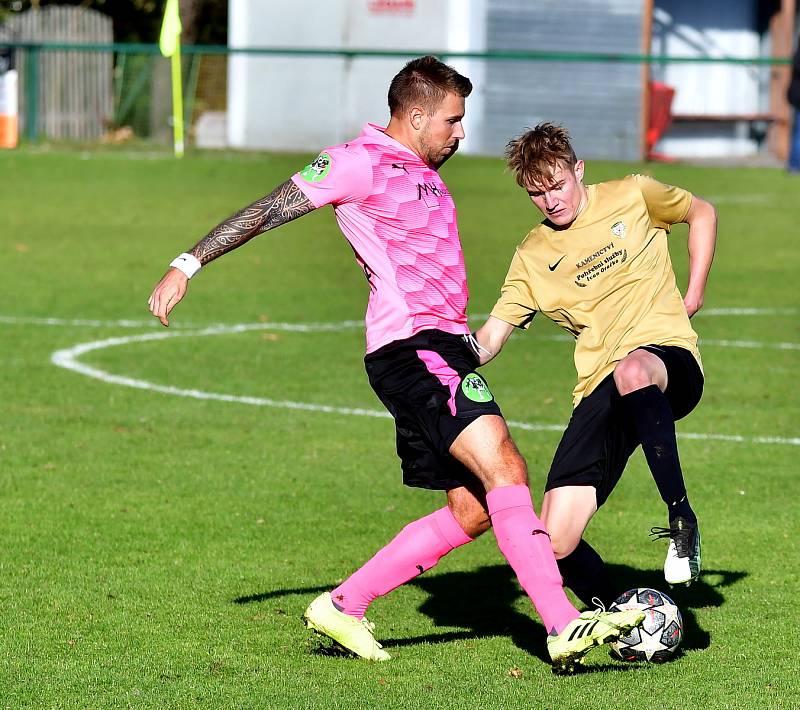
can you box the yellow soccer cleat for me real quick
[303,592,391,661]
[547,607,646,674]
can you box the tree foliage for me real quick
[0,0,228,44]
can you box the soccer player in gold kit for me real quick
[473,123,717,603]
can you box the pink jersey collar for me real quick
[361,123,427,166]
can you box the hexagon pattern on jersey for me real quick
[295,125,470,353]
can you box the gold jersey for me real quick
[490,174,702,407]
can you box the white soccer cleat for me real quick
[651,517,701,586]
[303,592,390,661]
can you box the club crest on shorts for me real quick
[300,152,332,182]
[461,373,493,403]
[611,221,627,238]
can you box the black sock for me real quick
[557,540,619,608]
[622,384,696,524]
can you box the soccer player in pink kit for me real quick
[148,56,643,672]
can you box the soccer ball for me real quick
[609,588,683,663]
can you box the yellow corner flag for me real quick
[159,0,182,58]
[160,0,184,157]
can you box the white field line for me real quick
[702,194,775,204]
[5,310,800,351]
[2,306,798,330]
[528,333,800,351]
[692,307,797,316]
[49,325,800,447]
[50,329,390,419]
[0,314,365,331]
[699,338,800,351]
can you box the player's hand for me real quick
[683,292,703,318]
[148,268,189,327]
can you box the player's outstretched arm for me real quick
[473,316,515,365]
[147,180,315,326]
[681,195,717,317]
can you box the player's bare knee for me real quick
[549,529,581,560]
[613,357,651,394]
[543,511,582,559]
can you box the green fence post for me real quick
[25,44,39,141]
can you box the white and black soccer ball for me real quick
[609,588,683,663]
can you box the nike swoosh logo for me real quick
[548,255,566,271]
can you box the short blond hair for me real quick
[505,123,578,189]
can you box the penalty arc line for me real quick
[3,305,800,328]
[4,313,800,351]
[49,326,800,448]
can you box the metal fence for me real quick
[0,42,793,158]
[2,6,113,141]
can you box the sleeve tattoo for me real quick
[189,179,315,264]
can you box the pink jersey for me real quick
[291,123,470,353]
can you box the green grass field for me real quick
[1,144,798,709]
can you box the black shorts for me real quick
[545,345,704,506]
[365,329,503,491]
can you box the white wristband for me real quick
[169,252,202,279]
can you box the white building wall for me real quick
[227,0,486,154]
[481,0,645,161]
[227,0,768,160]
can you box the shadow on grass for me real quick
[233,585,330,605]
[388,564,745,663]
[603,563,747,655]
[234,564,746,664]
[399,564,547,661]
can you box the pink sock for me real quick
[331,506,473,619]
[487,484,579,634]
